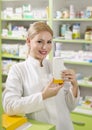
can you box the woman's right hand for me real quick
[42,79,63,100]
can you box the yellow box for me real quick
[2,114,27,130]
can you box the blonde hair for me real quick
[27,21,53,39]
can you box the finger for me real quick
[48,78,54,87]
[56,84,63,91]
[51,84,62,94]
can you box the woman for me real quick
[3,22,80,130]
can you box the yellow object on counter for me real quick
[2,114,55,130]
[2,114,27,130]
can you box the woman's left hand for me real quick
[62,69,78,97]
[62,69,78,88]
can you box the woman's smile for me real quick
[39,50,47,55]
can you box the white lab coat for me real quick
[3,56,80,130]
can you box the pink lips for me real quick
[39,50,47,55]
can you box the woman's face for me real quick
[27,31,53,61]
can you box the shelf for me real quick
[72,106,92,116]
[64,60,92,66]
[53,18,92,22]
[53,38,92,44]
[2,0,18,2]
[2,54,25,60]
[1,36,26,41]
[1,18,48,21]
[2,0,20,1]
[78,80,92,88]
[78,82,92,88]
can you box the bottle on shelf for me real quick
[84,26,92,41]
[72,23,80,39]
[69,5,75,19]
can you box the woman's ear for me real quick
[26,37,31,46]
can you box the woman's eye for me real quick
[37,40,42,43]
[47,41,52,44]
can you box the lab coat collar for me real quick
[26,56,46,67]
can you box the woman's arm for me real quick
[2,65,45,115]
[62,69,80,111]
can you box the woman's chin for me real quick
[37,53,47,60]
[40,55,47,60]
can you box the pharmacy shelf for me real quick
[78,83,92,88]
[53,38,92,44]
[2,54,25,60]
[78,80,92,88]
[1,18,48,21]
[72,106,92,116]
[64,60,92,66]
[2,0,19,1]
[1,36,26,41]
[53,18,92,22]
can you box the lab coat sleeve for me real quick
[64,82,80,112]
[2,65,45,116]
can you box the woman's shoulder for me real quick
[9,60,26,74]
[12,60,26,68]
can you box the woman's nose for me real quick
[42,43,48,49]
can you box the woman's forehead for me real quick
[35,31,52,38]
